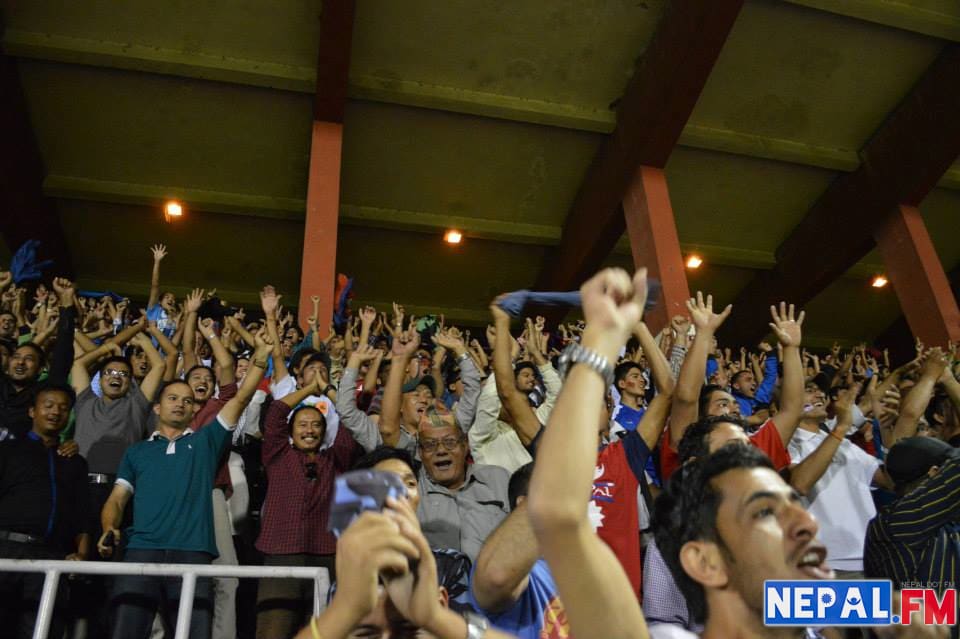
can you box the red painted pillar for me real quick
[622,165,690,333]
[298,121,343,334]
[874,204,960,347]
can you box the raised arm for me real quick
[472,501,538,613]
[197,317,235,385]
[70,342,122,394]
[146,244,166,309]
[260,285,289,380]
[768,302,805,445]
[48,278,77,384]
[669,292,732,446]
[380,328,420,448]
[146,323,180,382]
[527,268,650,639]
[634,321,676,449]
[129,333,166,402]
[432,328,482,429]
[181,288,204,371]
[891,348,950,444]
[219,329,273,426]
[490,302,541,446]
[337,345,387,452]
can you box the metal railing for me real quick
[0,559,330,639]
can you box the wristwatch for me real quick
[463,611,489,639]
[558,342,615,387]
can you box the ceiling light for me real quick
[444,229,462,245]
[685,254,703,269]
[871,275,888,288]
[164,200,183,222]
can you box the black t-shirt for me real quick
[0,433,93,553]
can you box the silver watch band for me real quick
[558,342,615,387]
[464,611,489,639]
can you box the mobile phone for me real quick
[328,470,407,537]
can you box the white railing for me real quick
[0,559,329,639]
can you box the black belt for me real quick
[0,530,44,545]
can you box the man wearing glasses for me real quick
[416,407,511,562]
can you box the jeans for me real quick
[110,548,214,639]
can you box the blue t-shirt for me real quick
[468,559,571,639]
[146,303,175,339]
[613,403,645,432]
[116,417,231,556]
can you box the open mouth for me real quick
[795,545,834,580]
[433,459,452,472]
[13,366,26,375]
[195,384,209,396]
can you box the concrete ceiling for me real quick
[2,0,959,348]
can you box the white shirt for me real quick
[788,427,880,571]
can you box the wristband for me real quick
[456,351,470,363]
[464,611,489,639]
[829,428,846,442]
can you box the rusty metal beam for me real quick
[0,55,73,278]
[533,0,744,305]
[298,0,356,332]
[719,45,960,345]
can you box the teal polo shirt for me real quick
[116,416,232,557]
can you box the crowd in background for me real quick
[0,244,958,639]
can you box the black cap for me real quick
[885,437,960,487]
[401,375,436,395]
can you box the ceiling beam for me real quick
[8,30,960,191]
[781,0,960,42]
[533,0,746,294]
[0,55,73,278]
[719,44,960,345]
[42,173,893,278]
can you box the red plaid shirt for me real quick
[255,401,357,555]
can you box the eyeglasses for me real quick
[304,462,317,481]
[419,436,464,453]
[103,369,131,379]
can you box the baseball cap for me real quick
[885,436,960,487]
[401,375,436,395]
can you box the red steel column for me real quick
[874,204,960,347]
[622,165,690,334]
[298,121,343,333]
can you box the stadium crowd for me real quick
[0,244,957,639]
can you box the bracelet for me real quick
[829,429,846,442]
[309,616,323,639]
[456,351,471,363]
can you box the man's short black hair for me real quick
[98,355,132,375]
[514,361,537,380]
[153,379,192,404]
[352,446,421,476]
[289,404,327,431]
[508,462,534,509]
[730,370,751,388]
[15,341,45,364]
[185,364,216,380]
[32,381,76,408]
[614,361,643,388]
[289,348,318,375]
[698,384,726,417]
[302,352,332,378]
[653,444,774,624]
[678,414,750,466]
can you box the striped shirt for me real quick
[864,455,960,590]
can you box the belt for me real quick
[0,530,44,545]
[88,473,116,484]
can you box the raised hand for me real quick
[253,327,274,358]
[768,301,804,348]
[391,326,421,358]
[431,327,466,355]
[197,317,217,340]
[359,306,377,326]
[489,296,511,323]
[0,270,11,290]
[350,344,381,365]
[52,277,75,307]
[150,244,167,262]
[579,267,648,360]
[185,288,205,314]
[671,314,691,337]
[259,285,281,316]
[685,291,732,333]
[920,347,950,380]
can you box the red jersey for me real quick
[659,417,792,481]
[591,430,649,598]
